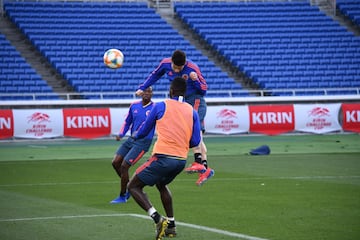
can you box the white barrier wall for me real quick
[1,102,359,139]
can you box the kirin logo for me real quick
[308,107,330,117]
[217,109,237,119]
[27,112,51,123]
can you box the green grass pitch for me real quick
[0,134,359,240]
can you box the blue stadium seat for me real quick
[4,1,241,98]
[0,32,58,99]
[337,0,360,26]
[174,1,360,96]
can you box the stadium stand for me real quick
[3,1,247,100]
[337,0,360,26]
[0,33,58,100]
[174,1,360,96]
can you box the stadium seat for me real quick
[0,33,58,100]
[174,1,360,96]
[4,1,245,99]
[337,0,360,26]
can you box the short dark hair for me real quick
[171,77,187,96]
[171,50,186,66]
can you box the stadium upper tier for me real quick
[337,0,360,26]
[1,1,359,100]
[2,1,245,100]
[174,1,360,96]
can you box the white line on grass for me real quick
[0,175,359,187]
[0,181,116,187]
[27,145,48,149]
[0,213,270,240]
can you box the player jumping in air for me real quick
[135,49,214,186]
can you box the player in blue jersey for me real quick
[110,87,155,204]
[135,49,214,186]
[129,77,202,239]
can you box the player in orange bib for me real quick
[128,77,201,240]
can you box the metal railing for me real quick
[1,87,359,102]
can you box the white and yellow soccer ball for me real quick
[103,48,124,69]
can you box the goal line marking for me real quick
[0,213,270,240]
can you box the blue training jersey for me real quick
[135,97,201,149]
[137,58,208,97]
[119,101,155,140]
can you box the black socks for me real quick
[151,212,161,223]
[168,220,176,228]
[194,153,202,164]
[202,160,208,169]
[194,153,208,169]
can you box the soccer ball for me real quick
[103,48,124,69]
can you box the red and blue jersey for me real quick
[138,58,208,97]
[135,97,201,158]
[119,101,155,140]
